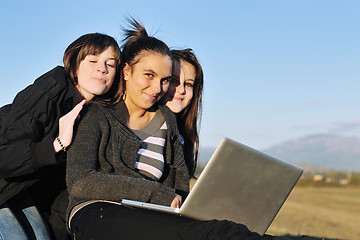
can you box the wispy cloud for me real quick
[328,121,360,134]
[290,120,360,138]
[291,123,323,131]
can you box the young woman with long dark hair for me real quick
[162,48,203,178]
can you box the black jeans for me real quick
[70,202,277,240]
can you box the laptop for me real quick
[121,138,303,235]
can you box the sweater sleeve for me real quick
[66,104,177,207]
[0,67,66,178]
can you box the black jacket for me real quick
[0,66,76,207]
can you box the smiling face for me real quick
[123,50,172,113]
[76,47,117,100]
[164,59,196,113]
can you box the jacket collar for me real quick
[53,66,78,112]
[110,99,176,139]
[110,99,128,125]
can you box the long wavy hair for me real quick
[171,49,204,178]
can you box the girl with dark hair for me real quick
[66,20,285,240]
[66,18,187,237]
[0,33,121,239]
[162,48,203,178]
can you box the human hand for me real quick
[170,194,182,208]
[53,100,86,152]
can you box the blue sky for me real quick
[0,0,359,149]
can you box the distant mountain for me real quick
[198,147,216,164]
[198,134,360,172]
[264,134,360,171]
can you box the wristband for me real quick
[56,137,67,152]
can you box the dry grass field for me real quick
[189,179,360,240]
[266,186,360,240]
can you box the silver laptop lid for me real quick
[179,138,303,235]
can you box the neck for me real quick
[75,84,94,102]
[73,87,86,106]
[124,99,157,130]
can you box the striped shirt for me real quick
[133,110,167,181]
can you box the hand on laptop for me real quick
[170,194,182,208]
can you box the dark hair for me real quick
[171,49,204,178]
[63,33,121,104]
[116,18,172,98]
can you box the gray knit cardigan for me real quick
[66,100,189,219]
